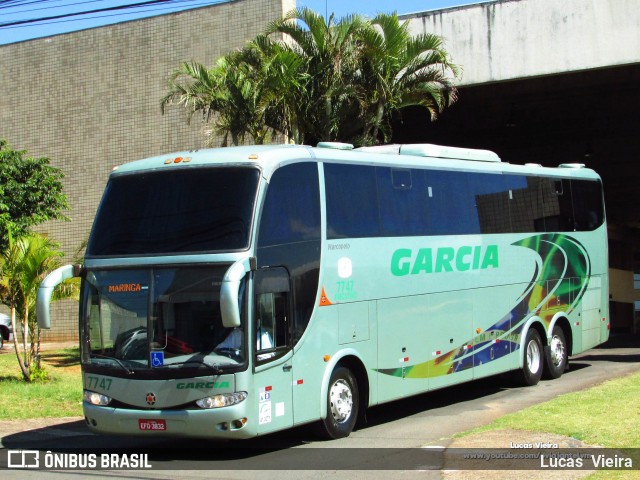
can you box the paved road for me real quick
[1,334,639,479]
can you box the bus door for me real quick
[252,267,294,434]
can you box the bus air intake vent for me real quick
[558,163,586,169]
[399,144,501,163]
[317,142,354,150]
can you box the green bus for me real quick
[37,143,609,439]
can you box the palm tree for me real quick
[243,34,309,144]
[0,233,78,381]
[162,9,460,147]
[161,54,274,146]
[266,8,366,144]
[356,12,460,145]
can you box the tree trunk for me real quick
[36,326,42,370]
[290,113,302,145]
[21,315,29,369]
[27,311,39,371]
[10,307,30,381]
[323,96,332,141]
[371,102,385,144]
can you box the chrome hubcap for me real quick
[329,379,353,423]
[550,335,565,367]
[527,339,541,374]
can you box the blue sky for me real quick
[0,0,475,45]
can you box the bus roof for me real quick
[110,144,602,181]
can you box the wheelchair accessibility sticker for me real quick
[150,351,164,368]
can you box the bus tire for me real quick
[318,366,359,439]
[543,325,567,379]
[518,328,543,386]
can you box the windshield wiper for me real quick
[89,353,135,375]
[156,360,223,375]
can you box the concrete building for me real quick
[0,0,295,339]
[395,0,640,332]
[0,0,637,338]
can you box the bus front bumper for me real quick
[83,401,256,439]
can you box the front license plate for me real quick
[138,419,166,431]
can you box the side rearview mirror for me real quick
[220,258,253,328]
[37,264,82,329]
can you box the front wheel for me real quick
[516,328,543,386]
[317,366,359,439]
[543,325,568,379]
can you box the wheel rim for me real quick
[550,334,565,367]
[526,338,541,374]
[329,379,353,423]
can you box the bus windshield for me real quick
[81,266,246,376]
[86,167,260,256]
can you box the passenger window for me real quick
[258,163,320,247]
[503,176,544,233]
[469,173,511,234]
[391,168,412,190]
[325,163,380,239]
[425,170,477,235]
[539,178,575,231]
[256,162,320,347]
[571,180,604,231]
[377,167,429,236]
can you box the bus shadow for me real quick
[358,359,597,431]
[0,418,309,456]
[3,341,635,461]
[360,376,512,429]
[572,353,640,363]
[596,332,640,349]
[41,347,81,367]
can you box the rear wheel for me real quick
[517,328,543,386]
[543,325,568,379]
[317,366,359,439]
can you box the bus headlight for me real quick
[196,392,247,409]
[83,389,112,406]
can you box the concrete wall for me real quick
[0,0,294,340]
[403,0,640,85]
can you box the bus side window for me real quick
[254,267,291,363]
[424,170,476,235]
[571,180,604,231]
[256,292,288,349]
[536,178,574,232]
[257,162,320,347]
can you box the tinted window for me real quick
[87,167,260,256]
[470,173,512,234]
[536,178,575,232]
[377,168,430,236]
[570,180,604,231]
[325,164,380,239]
[424,170,477,235]
[325,163,604,238]
[258,162,321,246]
[506,176,547,233]
[257,162,321,346]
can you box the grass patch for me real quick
[459,371,640,479]
[460,371,640,447]
[0,347,82,419]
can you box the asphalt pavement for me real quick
[0,333,638,479]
